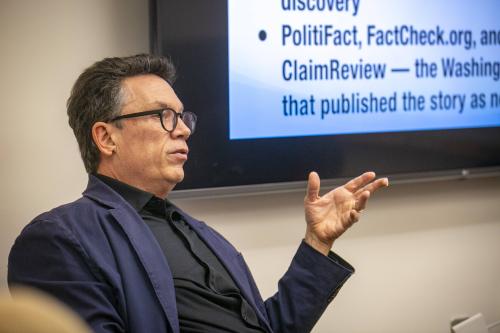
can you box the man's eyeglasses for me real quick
[109,109,197,134]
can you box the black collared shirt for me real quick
[96,174,266,333]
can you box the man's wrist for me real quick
[304,233,333,256]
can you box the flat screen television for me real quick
[150,0,500,197]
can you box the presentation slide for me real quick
[228,0,500,140]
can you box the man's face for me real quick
[110,74,191,196]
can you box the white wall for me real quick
[1,1,499,332]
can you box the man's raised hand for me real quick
[304,171,389,255]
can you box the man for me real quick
[8,54,388,333]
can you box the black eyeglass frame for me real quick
[109,108,197,134]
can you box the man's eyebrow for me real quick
[156,102,184,112]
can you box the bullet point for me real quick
[258,30,267,41]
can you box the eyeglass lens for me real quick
[162,109,196,133]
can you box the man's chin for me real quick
[165,170,185,186]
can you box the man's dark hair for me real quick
[67,54,176,173]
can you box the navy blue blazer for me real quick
[9,175,354,333]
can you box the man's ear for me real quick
[92,121,117,156]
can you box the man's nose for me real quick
[172,117,191,138]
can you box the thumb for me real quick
[306,171,320,201]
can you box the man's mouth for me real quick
[169,148,189,161]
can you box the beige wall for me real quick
[1,1,499,332]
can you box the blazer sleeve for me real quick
[263,241,355,333]
[8,219,126,333]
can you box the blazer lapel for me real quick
[109,207,179,333]
[84,176,179,333]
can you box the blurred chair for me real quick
[452,313,500,333]
[0,287,92,333]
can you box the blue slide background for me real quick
[228,0,500,140]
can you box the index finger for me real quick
[356,177,389,195]
[344,172,376,192]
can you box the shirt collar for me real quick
[94,173,156,212]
